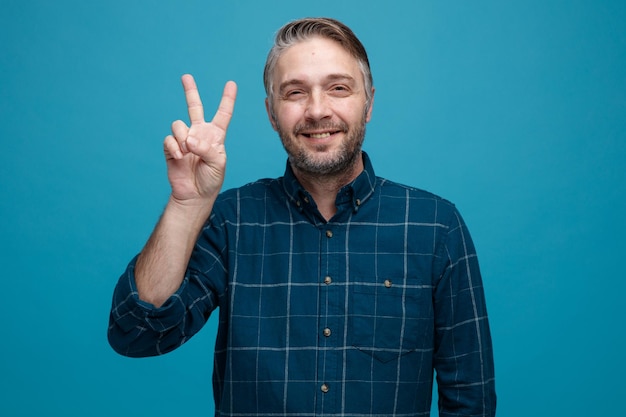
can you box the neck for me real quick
[291,153,364,221]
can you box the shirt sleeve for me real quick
[107,213,229,358]
[432,207,496,416]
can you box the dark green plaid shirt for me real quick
[109,153,496,416]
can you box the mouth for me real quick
[299,128,344,140]
[294,122,348,142]
[303,131,333,139]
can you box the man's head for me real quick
[264,17,375,177]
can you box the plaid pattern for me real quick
[109,153,496,416]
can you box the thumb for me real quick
[186,134,226,165]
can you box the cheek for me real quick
[331,99,368,122]
[336,109,366,127]
[274,105,303,129]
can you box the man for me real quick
[108,17,496,416]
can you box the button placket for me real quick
[317,223,341,408]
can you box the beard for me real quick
[276,115,367,177]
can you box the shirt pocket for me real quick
[349,279,433,363]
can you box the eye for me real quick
[284,90,305,100]
[330,85,351,96]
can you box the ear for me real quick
[365,87,375,123]
[265,97,278,131]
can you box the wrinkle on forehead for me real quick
[274,39,363,90]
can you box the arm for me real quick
[433,209,496,416]
[107,75,237,356]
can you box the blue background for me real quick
[1,0,625,415]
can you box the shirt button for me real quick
[326,230,333,238]
[321,383,329,393]
[384,279,392,288]
[324,276,332,285]
[323,328,331,337]
[355,198,361,206]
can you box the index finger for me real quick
[181,74,205,124]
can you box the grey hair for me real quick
[263,17,374,115]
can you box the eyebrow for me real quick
[278,73,357,94]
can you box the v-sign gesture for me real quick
[164,74,237,204]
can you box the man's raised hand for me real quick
[163,74,237,204]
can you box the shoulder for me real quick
[375,177,458,219]
[211,177,286,219]
[217,177,282,200]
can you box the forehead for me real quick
[273,36,363,85]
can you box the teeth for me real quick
[310,132,331,139]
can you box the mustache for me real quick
[294,121,349,134]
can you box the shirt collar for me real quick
[282,151,377,215]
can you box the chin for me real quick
[293,148,360,176]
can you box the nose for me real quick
[304,90,332,121]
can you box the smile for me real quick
[299,129,343,139]
[294,122,348,139]
[308,132,332,139]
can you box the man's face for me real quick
[266,36,374,176]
